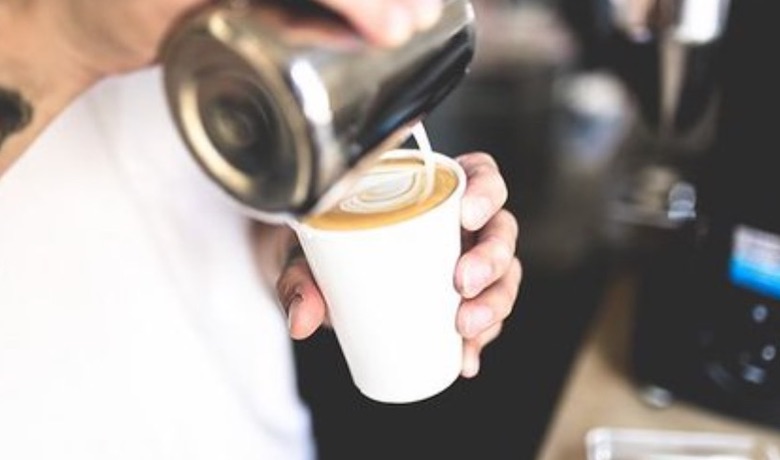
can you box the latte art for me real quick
[304,156,458,231]
[338,168,430,215]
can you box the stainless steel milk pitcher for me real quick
[161,0,476,223]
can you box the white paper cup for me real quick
[293,149,466,403]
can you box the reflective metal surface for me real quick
[162,0,475,223]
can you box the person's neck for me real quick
[0,2,95,176]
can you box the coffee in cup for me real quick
[302,156,458,231]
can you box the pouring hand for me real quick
[17,0,443,81]
[0,0,441,168]
[316,0,444,47]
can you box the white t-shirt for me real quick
[0,68,316,460]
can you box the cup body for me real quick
[293,150,466,403]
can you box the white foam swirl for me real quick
[337,122,437,215]
[338,167,430,214]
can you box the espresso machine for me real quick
[561,0,780,426]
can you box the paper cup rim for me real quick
[293,149,465,235]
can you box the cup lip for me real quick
[292,148,466,235]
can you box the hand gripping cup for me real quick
[292,149,466,404]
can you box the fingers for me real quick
[456,208,519,299]
[461,322,502,378]
[457,256,522,339]
[458,257,521,378]
[315,0,443,47]
[276,256,328,340]
[456,152,509,232]
[453,151,520,378]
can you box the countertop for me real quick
[536,270,780,460]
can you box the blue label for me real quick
[729,225,780,300]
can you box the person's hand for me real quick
[0,0,444,167]
[1,0,444,85]
[277,152,522,378]
[452,152,521,377]
[28,0,445,81]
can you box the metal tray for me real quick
[586,427,780,460]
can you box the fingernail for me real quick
[286,293,303,331]
[384,4,414,46]
[462,349,480,378]
[466,307,493,337]
[465,262,491,298]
